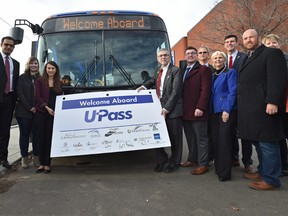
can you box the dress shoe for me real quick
[244,165,256,174]
[232,160,240,167]
[249,181,276,191]
[244,172,262,181]
[180,161,197,167]
[44,169,51,174]
[36,168,44,173]
[1,160,12,170]
[218,176,231,182]
[191,166,209,175]
[164,165,179,173]
[154,163,165,172]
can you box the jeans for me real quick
[16,117,39,157]
[253,141,281,187]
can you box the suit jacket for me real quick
[15,73,39,119]
[144,63,183,119]
[183,61,212,120]
[0,55,20,103]
[211,68,237,114]
[227,51,247,72]
[237,45,287,142]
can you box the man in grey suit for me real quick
[137,48,183,173]
[224,34,254,173]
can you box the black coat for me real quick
[237,45,287,142]
[15,73,39,119]
[228,51,247,72]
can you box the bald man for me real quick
[237,29,287,190]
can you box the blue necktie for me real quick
[183,67,191,82]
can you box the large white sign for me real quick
[51,90,171,157]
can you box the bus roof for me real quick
[47,10,159,19]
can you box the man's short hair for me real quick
[185,46,197,53]
[198,46,210,55]
[1,36,15,45]
[224,34,238,42]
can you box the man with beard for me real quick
[237,29,287,190]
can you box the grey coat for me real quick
[144,63,183,119]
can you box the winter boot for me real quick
[21,157,29,169]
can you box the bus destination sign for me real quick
[53,16,152,31]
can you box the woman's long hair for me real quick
[41,61,62,94]
[24,56,40,78]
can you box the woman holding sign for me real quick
[34,61,62,173]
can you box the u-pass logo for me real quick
[84,109,132,122]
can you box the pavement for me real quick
[1,126,288,215]
[0,125,25,173]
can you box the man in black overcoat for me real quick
[237,29,287,190]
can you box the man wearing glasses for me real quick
[180,46,212,175]
[197,46,213,71]
[137,48,183,173]
[0,36,20,169]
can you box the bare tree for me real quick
[196,0,288,50]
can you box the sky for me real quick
[0,0,218,71]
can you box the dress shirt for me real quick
[227,50,238,68]
[1,53,14,92]
[158,63,169,98]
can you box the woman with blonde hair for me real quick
[210,51,237,181]
[15,56,41,168]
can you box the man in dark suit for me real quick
[0,36,20,169]
[238,29,287,190]
[224,34,254,173]
[182,46,212,175]
[137,48,183,173]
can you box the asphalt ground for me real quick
[0,127,287,216]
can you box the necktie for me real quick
[156,68,163,98]
[183,67,191,82]
[5,56,10,94]
[248,51,253,57]
[228,55,233,68]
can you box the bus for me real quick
[10,10,171,94]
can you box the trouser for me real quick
[35,111,54,166]
[0,93,15,161]
[253,141,281,187]
[155,117,183,166]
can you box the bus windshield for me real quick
[37,13,170,92]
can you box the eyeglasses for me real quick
[3,43,15,48]
[185,52,197,55]
[198,51,208,54]
[158,54,169,58]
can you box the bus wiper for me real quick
[73,55,100,91]
[109,55,136,86]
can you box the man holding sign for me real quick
[137,48,183,173]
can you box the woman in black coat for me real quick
[15,57,40,168]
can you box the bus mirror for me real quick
[9,27,24,45]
